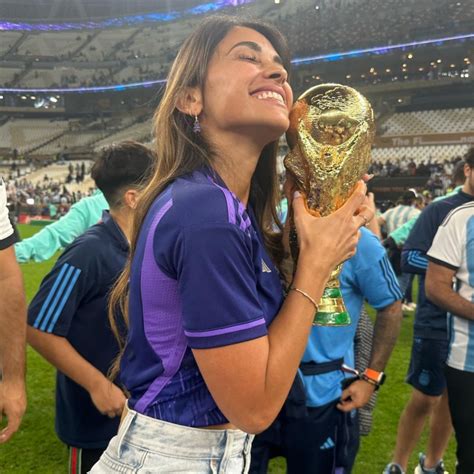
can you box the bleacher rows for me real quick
[382,108,473,136]
[371,144,470,163]
[0,117,153,156]
[0,107,470,160]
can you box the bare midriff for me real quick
[121,406,237,431]
[202,422,237,430]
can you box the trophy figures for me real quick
[284,83,375,326]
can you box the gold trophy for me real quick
[284,83,375,326]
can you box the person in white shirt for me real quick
[0,178,27,443]
[426,201,474,474]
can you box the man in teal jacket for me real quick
[15,191,109,263]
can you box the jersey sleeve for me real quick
[0,179,15,250]
[354,230,403,309]
[160,222,268,350]
[27,241,96,336]
[402,249,429,274]
[14,193,107,263]
[427,212,464,270]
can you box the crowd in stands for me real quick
[369,155,464,198]
[3,161,94,220]
[277,0,471,58]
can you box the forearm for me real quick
[369,300,402,371]
[262,263,329,414]
[27,327,105,392]
[0,268,26,383]
[426,286,474,320]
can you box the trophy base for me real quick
[313,287,351,326]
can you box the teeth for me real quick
[254,90,284,103]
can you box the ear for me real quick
[464,163,471,178]
[123,189,139,210]
[176,87,203,116]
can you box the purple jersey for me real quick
[121,167,284,427]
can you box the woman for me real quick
[92,15,372,473]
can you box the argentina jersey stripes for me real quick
[32,263,82,333]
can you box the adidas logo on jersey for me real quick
[261,259,272,273]
[320,437,335,450]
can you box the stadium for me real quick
[0,0,473,473]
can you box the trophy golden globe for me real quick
[284,83,375,326]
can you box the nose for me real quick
[264,62,288,83]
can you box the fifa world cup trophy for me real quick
[284,83,375,326]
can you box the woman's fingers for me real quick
[354,203,375,228]
[337,181,367,217]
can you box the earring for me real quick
[193,115,201,134]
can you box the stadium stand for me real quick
[382,108,474,135]
[93,119,153,150]
[0,67,23,87]
[0,32,23,56]
[17,32,86,59]
[371,144,471,163]
[0,119,70,154]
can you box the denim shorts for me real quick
[406,337,449,396]
[89,406,254,473]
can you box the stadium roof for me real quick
[0,0,249,21]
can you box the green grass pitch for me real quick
[0,224,457,473]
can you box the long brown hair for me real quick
[109,15,291,379]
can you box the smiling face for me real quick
[200,26,293,146]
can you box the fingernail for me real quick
[293,191,301,199]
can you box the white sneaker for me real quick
[414,453,449,474]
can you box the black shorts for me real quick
[445,365,474,474]
[406,337,448,396]
[250,400,359,474]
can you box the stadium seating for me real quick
[0,119,70,154]
[77,28,138,61]
[93,119,153,150]
[0,67,23,86]
[371,144,470,163]
[0,32,23,56]
[382,108,474,135]
[17,32,85,58]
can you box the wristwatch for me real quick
[361,368,386,390]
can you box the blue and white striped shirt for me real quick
[428,202,474,372]
[381,204,420,235]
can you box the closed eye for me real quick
[238,54,258,63]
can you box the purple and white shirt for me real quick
[121,167,284,427]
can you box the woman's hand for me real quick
[292,180,373,276]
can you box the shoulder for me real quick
[60,222,110,264]
[414,199,448,225]
[157,171,250,233]
[441,202,474,229]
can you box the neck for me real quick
[462,182,474,196]
[208,131,265,206]
[109,208,132,243]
